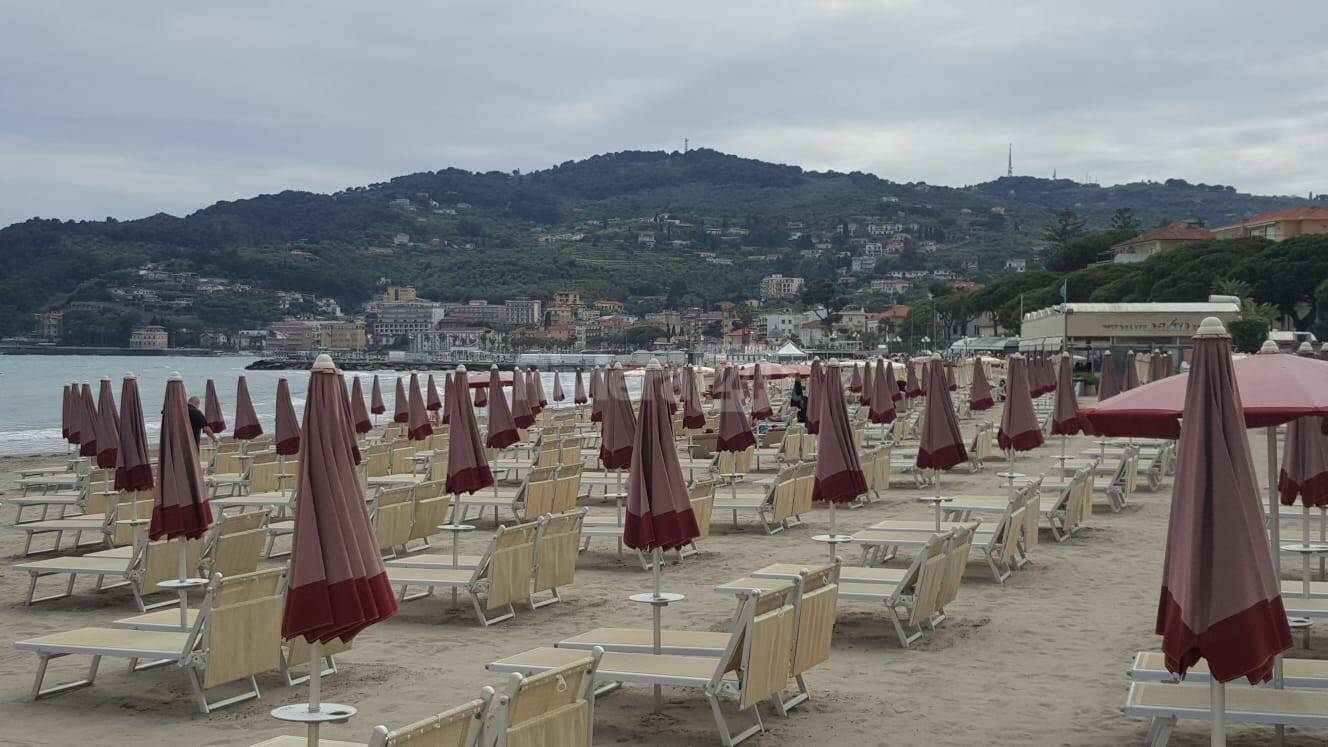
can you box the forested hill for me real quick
[0,148,1315,337]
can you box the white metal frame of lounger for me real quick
[1128,653,1328,690]
[17,555,175,612]
[851,528,1012,584]
[1123,681,1328,747]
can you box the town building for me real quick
[129,325,168,350]
[33,311,63,339]
[759,274,805,299]
[376,298,443,340]
[1108,221,1213,263]
[553,290,583,307]
[1212,207,1328,242]
[503,299,543,327]
[1019,300,1242,354]
[439,301,503,326]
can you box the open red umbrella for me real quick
[849,363,863,394]
[599,364,636,470]
[589,367,605,423]
[624,361,700,554]
[532,367,549,409]
[94,377,121,469]
[485,365,519,449]
[426,374,442,413]
[445,366,494,495]
[151,374,213,541]
[115,374,153,492]
[680,364,705,429]
[77,383,98,458]
[349,377,373,435]
[370,375,386,415]
[1156,319,1291,745]
[969,359,995,411]
[716,366,756,452]
[234,375,263,441]
[750,362,774,421]
[869,358,896,425]
[806,358,823,435]
[392,377,409,424]
[1123,350,1142,391]
[204,378,226,434]
[275,377,302,456]
[406,373,432,441]
[916,358,968,471]
[553,371,566,403]
[574,369,587,404]
[999,355,1044,453]
[1097,350,1122,402]
[511,368,536,429]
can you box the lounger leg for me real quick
[886,607,923,648]
[31,653,101,700]
[189,669,261,714]
[473,596,515,627]
[285,653,337,686]
[26,572,79,605]
[707,693,763,747]
[1146,716,1175,747]
[529,587,562,609]
[771,673,811,715]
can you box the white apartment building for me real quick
[759,274,805,299]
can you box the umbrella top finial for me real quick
[1061,350,1071,359]
[456,364,467,373]
[490,364,499,370]
[167,371,182,382]
[646,358,661,369]
[311,353,335,371]
[124,372,135,380]
[1258,339,1279,353]
[1297,341,1314,354]
[828,358,840,366]
[1194,316,1229,338]
[612,362,622,369]
[100,375,110,382]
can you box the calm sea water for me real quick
[0,355,618,457]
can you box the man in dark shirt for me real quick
[187,396,218,445]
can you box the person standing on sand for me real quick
[187,396,219,447]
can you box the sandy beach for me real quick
[0,404,1315,746]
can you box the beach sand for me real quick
[0,405,1316,746]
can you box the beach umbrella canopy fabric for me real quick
[445,367,494,495]
[969,359,995,411]
[1097,351,1122,402]
[750,363,774,421]
[1049,353,1083,436]
[849,364,863,393]
[553,371,565,402]
[599,365,636,470]
[406,373,433,441]
[511,368,536,429]
[624,363,700,552]
[1081,348,1328,439]
[999,355,1045,452]
[392,378,409,424]
[1124,351,1142,391]
[274,378,302,456]
[283,355,397,644]
[1156,319,1291,684]
[77,383,98,457]
[860,361,874,406]
[94,377,121,469]
[115,375,154,492]
[426,374,442,412]
[485,366,519,449]
[234,376,263,440]
[525,369,542,416]
[806,359,823,435]
[1279,414,1328,507]
[945,361,958,392]
[812,362,868,503]
[150,375,213,541]
[589,368,605,423]
[532,368,548,409]
[61,384,72,443]
[680,365,706,429]
[67,382,84,446]
[1148,352,1167,384]
[663,367,679,415]
[474,380,487,407]
[916,358,968,471]
[574,369,587,404]
[716,366,756,452]
[441,374,452,425]
[349,377,373,434]
[869,358,897,425]
[370,375,386,415]
[204,379,226,433]
[905,360,922,399]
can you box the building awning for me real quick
[1019,336,1063,352]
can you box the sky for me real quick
[2,0,1326,228]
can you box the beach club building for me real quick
[1018,300,1242,356]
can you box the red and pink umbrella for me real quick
[485,366,519,449]
[750,363,773,421]
[1097,350,1122,402]
[849,364,863,394]
[589,367,605,423]
[806,358,823,435]
[275,378,301,456]
[114,374,153,492]
[868,358,896,425]
[445,366,494,495]
[94,377,121,469]
[1049,352,1082,437]
[1155,319,1291,744]
[440,373,452,425]
[531,367,548,409]
[624,361,700,554]
[151,374,213,541]
[969,359,995,411]
[77,382,98,458]
[599,364,636,471]
[812,361,868,550]
[60,384,72,444]
[859,360,875,407]
[716,366,755,452]
[473,380,488,407]
[426,374,442,413]
[370,375,386,416]
[406,373,433,441]
[680,365,706,430]
[233,375,263,441]
[392,377,409,424]
[511,368,536,430]
[998,355,1044,453]
[916,358,968,472]
[1123,350,1142,392]
[349,377,373,435]
[905,359,922,400]
[574,369,587,404]
[204,378,226,434]
[553,371,565,403]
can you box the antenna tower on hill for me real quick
[1007,144,1013,177]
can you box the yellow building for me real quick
[129,325,169,350]
[384,286,418,302]
[1212,206,1328,242]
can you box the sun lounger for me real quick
[389,519,539,626]
[454,466,558,526]
[1123,680,1328,746]
[711,461,813,535]
[250,689,493,747]
[15,568,285,713]
[1128,651,1328,689]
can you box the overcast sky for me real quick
[2,0,1325,227]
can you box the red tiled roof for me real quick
[1134,221,1214,242]
[1244,206,1328,224]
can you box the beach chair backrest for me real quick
[771,473,799,523]
[939,522,977,609]
[689,432,718,457]
[215,567,284,607]
[1019,479,1041,549]
[409,481,451,543]
[391,446,418,476]
[732,584,798,711]
[522,475,559,518]
[908,534,948,627]
[973,427,994,461]
[207,510,270,578]
[201,573,284,690]
[500,654,598,747]
[486,521,539,611]
[142,537,204,591]
[534,511,584,595]
[791,461,816,516]
[553,465,581,513]
[363,447,392,479]
[374,485,416,552]
[780,425,804,461]
[717,447,754,476]
[1123,449,1139,498]
[111,492,155,546]
[690,488,715,542]
[245,460,281,494]
[873,445,891,490]
[791,564,839,676]
[999,506,1026,567]
[369,694,491,747]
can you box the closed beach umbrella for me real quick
[275,377,301,456]
[1155,319,1291,744]
[233,375,263,441]
[750,362,773,421]
[905,359,922,400]
[115,374,153,492]
[532,367,548,409]
[204,378,226,434]
[94,377,121,469]
[440,373,452,425]
[1148,351,1168,384]
[283,354,397,645]
[806,358,823,435]
[945,361,957,392]
[524,369,542,417]
[716,365,756,452]
[406,373,432,441]
[869,358,896,425]
[916,358,968,471]
[1097,350,1122,402]
[349,377,373,435]
[599,364,636,470]
[445,366,494,495]
[553,371,565,403]
[624,361,700,552]
[336,371,363,466]
[370,375,386,415]
[67,382,84,446]
[150,374,213,541]
[78,382,98,457]
[663,367,679,415]
[680,364,706,429]
[1123,350,1142,391]
[849,363,863,394]
[474,379,487,407]
[426,374,442,413]
[998,355,1045,452]
[813,361,868,509]
[511,368,535,430]
[1279,345,1328,507]
[888,360,903,402]
[392,377,409,424]
[1049,352,1083,437]
[574,369,587,404]
[590,367,605,423]
[61,384,72,443]
[485,366,519,449]
[969,359,995,411]
[860,361,874,407]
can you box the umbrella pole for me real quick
[308,639,323,747]
[1265,426,1285,692]
[616,470,623,525]
[652,547,664,713]
[177,542,189,629]
[1211,679,1225,747]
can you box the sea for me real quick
[0,355,624,457]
